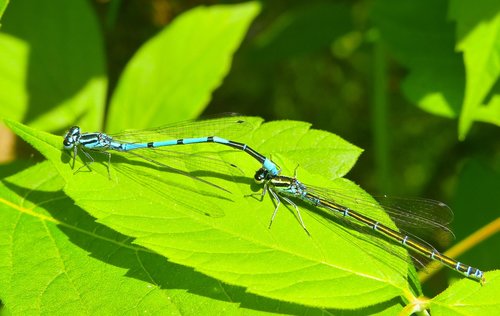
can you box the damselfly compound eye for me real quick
[63,126,80,149]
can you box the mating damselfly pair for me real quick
[63,115,485,282]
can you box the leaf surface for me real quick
[429,271,500,315]
[2,162,357,315]
[6,118,415,309]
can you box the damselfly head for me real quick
[254,168,271,183]
[63,126,81,149]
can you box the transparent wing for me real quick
[110,114,254,142]
[306,205,415,276]
[111,153,229,218]
[268,185,412,280]
[70,144,231,217]
[293,182,455,275]
[121,146,245,177]
[304,183,455,245]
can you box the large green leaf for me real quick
[2,161,367,315]
[449,0,500,139]
[0,0,106,131]
[5,118,419,309]
[0,163,179,314]
[429,271,500,315]
[107,3,260,132]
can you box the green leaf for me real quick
[251,119,363,179]
[0,33,28,123]
[429,271,500,315]
[373,0,500,139]
[449,0,500,139]
[474,92,500,126]
[372,0,464,118]
[0,163,177,314]
[0,0,106,131]
[1,162,336,315]
[5,118,416,309]
[107,3,260,132]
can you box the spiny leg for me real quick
[267,187,282,229]
[91,150,112,179]
[104,151,111,179]
[75,148,95,174]
[72,145,78,169]
[281,195,310,235]
[74,148,112,178]
[293,164,300,178]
